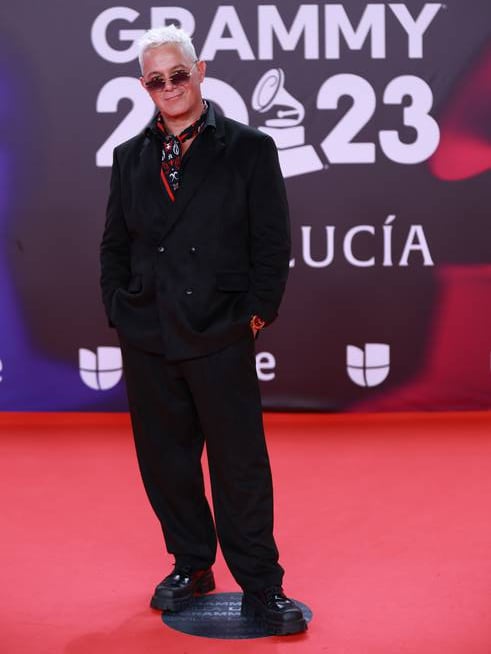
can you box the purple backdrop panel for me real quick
[0,1,490,410]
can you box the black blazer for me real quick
[100,102,290,360]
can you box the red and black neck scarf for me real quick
[155,101,208,202]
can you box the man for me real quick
[100,25,306,636]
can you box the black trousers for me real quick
[119,333,284,592]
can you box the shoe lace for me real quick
[265,585,287,603]
[173,564,193,578]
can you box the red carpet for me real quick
[2,411,491,653]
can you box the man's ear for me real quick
[197,60,207,83]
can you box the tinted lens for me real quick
[145,70,191,91]
[168,70,191,86]
[145,77,166,91]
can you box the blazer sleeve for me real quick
[99,149,131,327]
[246,134,291,325]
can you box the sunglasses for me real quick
[143,62,198,92]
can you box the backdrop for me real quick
[1,1,490,411]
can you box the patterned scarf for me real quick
[156,101,208,202]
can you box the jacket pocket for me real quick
[126,274,143,293]
[216,272,250,292]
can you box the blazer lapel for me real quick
[138,132,174,223]
[155,122,226,241]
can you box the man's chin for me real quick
[159,97,187,115]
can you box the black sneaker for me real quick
[241,585,308,635]
[150,565,215,612]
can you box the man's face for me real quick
[140,43,206,123]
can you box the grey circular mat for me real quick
[162,592,313,639]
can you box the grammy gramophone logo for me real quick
[252,68,324,178]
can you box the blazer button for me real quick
[157,246,165,253]
[185,288,193,295]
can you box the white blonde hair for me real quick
[137,25,197,72]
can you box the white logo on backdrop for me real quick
[256,351,276,382]
[346,343,390,387]
[0,359,3,383]
[252,68,323,178]
[93,5,443,174]
[79,347,123,390]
